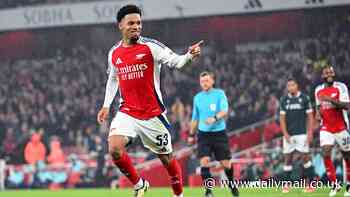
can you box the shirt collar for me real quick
[203,88,214,94]
[288,91,301,98]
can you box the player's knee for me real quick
[158,154,172,166]
[200,157,210,167]
[322,146,332,157]
[284,155,292,165]
[302,154,311,163]
[108,145,123,160]
[220,160,231,169]
[108,135,128,160]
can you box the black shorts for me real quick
[197,130,231,161]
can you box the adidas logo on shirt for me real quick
[116,58,123,65]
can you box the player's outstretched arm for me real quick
[155,40,204,69]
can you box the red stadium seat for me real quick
[263,121,281,142]
[188,174,202,187]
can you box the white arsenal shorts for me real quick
[109,111,173,154]
[320,130,350,151]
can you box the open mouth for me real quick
[130,31,140,34]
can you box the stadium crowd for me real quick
[2,13,350,158]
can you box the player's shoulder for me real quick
[334,81,348,89]
[107,42,122,65]
[213,88,226,96]
[213,88,225,93]
[279,95,288,102]
[139,36,167,49]
[194,91,208,101]
[300,92,310,99]
[108,42,122,56]
[301,93,312,103]
[194,92,202,99]
[315,83,325,92]
[109,42,122,52]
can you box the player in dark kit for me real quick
[97,5,203,197]
[279,78,315,193]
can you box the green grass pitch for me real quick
[0,187,341,197]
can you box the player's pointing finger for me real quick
[194,40,204,47]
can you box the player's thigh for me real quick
[109,112,138,139]
[283,153,293,165]
[219,159,232,169]
[135,114,173,154]
[320,130,336,148]
[212,132,231,161]
[294,134,310,153]
[197,132,212,160]
[334,130,350,152]
[322,145,334,157]
[283,135,296,154]
[301,153,312,164]
[200,156,211,167]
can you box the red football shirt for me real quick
[315,82,349,133]
[106,37,192,120]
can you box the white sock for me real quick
[134,178,144,190]
[174,194,183,197]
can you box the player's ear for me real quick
[118,21,123,31]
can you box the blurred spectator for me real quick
[267,95,279,117]
[91,135,106,186]
[67,154,85,188]
[171,97,185,122]
[186,152,200,175]
[83,126,96,152]
[2,128,17,161]
[24,133,46,165]
[47,138,65,165]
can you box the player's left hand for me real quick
[205,117,216,125]
[97,107,109,124]
[188,40,204,58]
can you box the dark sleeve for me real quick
[279,97,286,115]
